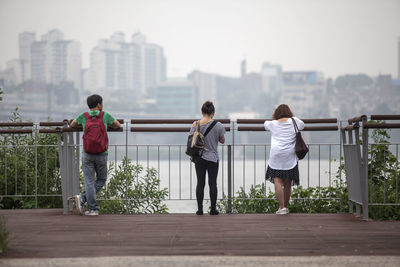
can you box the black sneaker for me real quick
[210,210,219,215]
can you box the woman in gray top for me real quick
[190,101,226,215]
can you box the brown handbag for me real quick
[291,118,309,160]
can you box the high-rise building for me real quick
[19,32,36,61]
[30,29,81,88]
[261,62,282,101]
[188,70,217,111]
[87,32,166,95]
[18,32,36,81]
[31,41,47,82]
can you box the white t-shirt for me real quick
[264,117,305,170]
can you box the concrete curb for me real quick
[1,256,400,267]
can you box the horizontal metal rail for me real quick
[0,129,33,134]
[237,118,337,124]
[364,123,400,129]
[238,126,338,131]
[370,115,400,120]
[131,126,231,132]
[131,119,230,124]
[0,122,34,127]
[39,119,124,127]
[39,126,123,133]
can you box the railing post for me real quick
[57,130,68,215]
[74,132,80,197]
[227,144,232,213]
[34,123,38,208]
[361,116,369,220]
[67,131,75,212]
[125,121,128,160]
[341,127,354,214]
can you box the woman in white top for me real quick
[264,104,305,215]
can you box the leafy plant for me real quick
[366,122,400,220]
[217,181,347,214]
[0,108,61,209]
[98,158,169,214]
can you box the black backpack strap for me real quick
[203,120,217,137]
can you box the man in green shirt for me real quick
[70,94,120,216]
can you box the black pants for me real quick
[195,158,219,211]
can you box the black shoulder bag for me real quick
[185,120,217,163]
[291,118,309,160]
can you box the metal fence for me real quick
[342,115,400,220]
[1,116,399,217]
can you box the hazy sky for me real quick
[0,0,399,79]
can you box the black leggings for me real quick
[195,158,219,211]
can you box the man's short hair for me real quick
[87,94,103,109]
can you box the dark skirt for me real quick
[265,164,300,186]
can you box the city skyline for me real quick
[0,0,399,79]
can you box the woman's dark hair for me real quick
[272,104,293,120]
[87,94,103,109]
[201,101,215,115]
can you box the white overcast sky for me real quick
[0,0,399,79]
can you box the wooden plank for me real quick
[1,209,399,258]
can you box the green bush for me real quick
[366,123,400,220]
[98,158,169,214]
[217,182,347,214]
[0,216,9,255]
[0,108,62,209]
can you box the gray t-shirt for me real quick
[190,120,226,163]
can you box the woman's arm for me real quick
[295,117,305,130]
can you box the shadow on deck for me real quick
[1,209,400,258]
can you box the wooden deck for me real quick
[1,209,400,258]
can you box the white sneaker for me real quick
[74,195,84,215]
[283,207,290,214]
[275,208,288,215]
[84,210,99,216]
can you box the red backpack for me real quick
[83,111,108,154]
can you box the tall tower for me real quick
[241,59,247,77]
[398,37,400,79]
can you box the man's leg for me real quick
[81,152,97,211]
[94,153,108,193]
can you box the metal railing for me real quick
[1,116,398,217]
[0,118,344,214]
[342,115,400,220]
